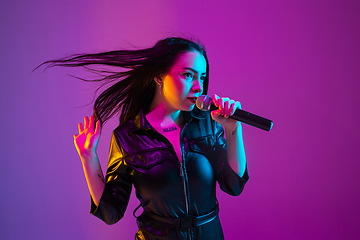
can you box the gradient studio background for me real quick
[1,0,359,239]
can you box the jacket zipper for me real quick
[179,146,192,240]
[179,118,192,240]
[150,122,192,239]
[177,162,193,240]
[179,154,189,214]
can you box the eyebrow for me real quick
[183,67,206,75]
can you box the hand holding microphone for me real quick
[196,94,273,131]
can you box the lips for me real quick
[188,97,197,104]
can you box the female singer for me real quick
[42,37,248,240]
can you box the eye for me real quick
[183,72,193,80]
[200,75,206,82]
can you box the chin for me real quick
[182,104,195,111]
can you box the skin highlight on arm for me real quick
[74,116,105,206]
[211,94,247,177]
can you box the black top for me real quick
[90,107,249,240]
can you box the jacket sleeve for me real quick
[212,120,249,196]
[90,132,132,225]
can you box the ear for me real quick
[154,75,163,85]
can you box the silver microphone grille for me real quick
[196,95,213,111]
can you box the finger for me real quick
[230,101,241,117]
[224,100,234,118]
[94,120,101,136]
[212,94,220,108]
[89,116,95,131]
[73,134,78,138]
[235,101,241,112]
[238,101,242,110]
[211,109,221,120]
[218,97,224,115]
[78,122,84,133]
[73,135,78,146]
[219,97,230,116]
[229,101,236,116]
[223,100,228,117]
[84,116,89,129]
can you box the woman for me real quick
[43,37,248,240]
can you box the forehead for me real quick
[171,51,207,74]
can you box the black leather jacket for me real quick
[90,107,249,240]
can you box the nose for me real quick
[191,78,202,93]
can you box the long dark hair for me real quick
[37,37,209,125]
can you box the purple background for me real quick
[1,0,359,239]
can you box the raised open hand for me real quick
[74,116,101,159]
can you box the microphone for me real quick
[196,95,273,131]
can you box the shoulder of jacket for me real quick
[113,120,132,134]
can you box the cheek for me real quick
[166,79,188,97]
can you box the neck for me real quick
[146,100,182,128]
[146,84,184,127]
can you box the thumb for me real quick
[211,109,221,120]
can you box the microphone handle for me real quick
[209,104,273,131]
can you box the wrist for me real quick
[80,150,98,163]
[225,122,242,135]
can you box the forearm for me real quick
[225,122,246,177]
[80,152,105,206]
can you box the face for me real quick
[161,51,207,111]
